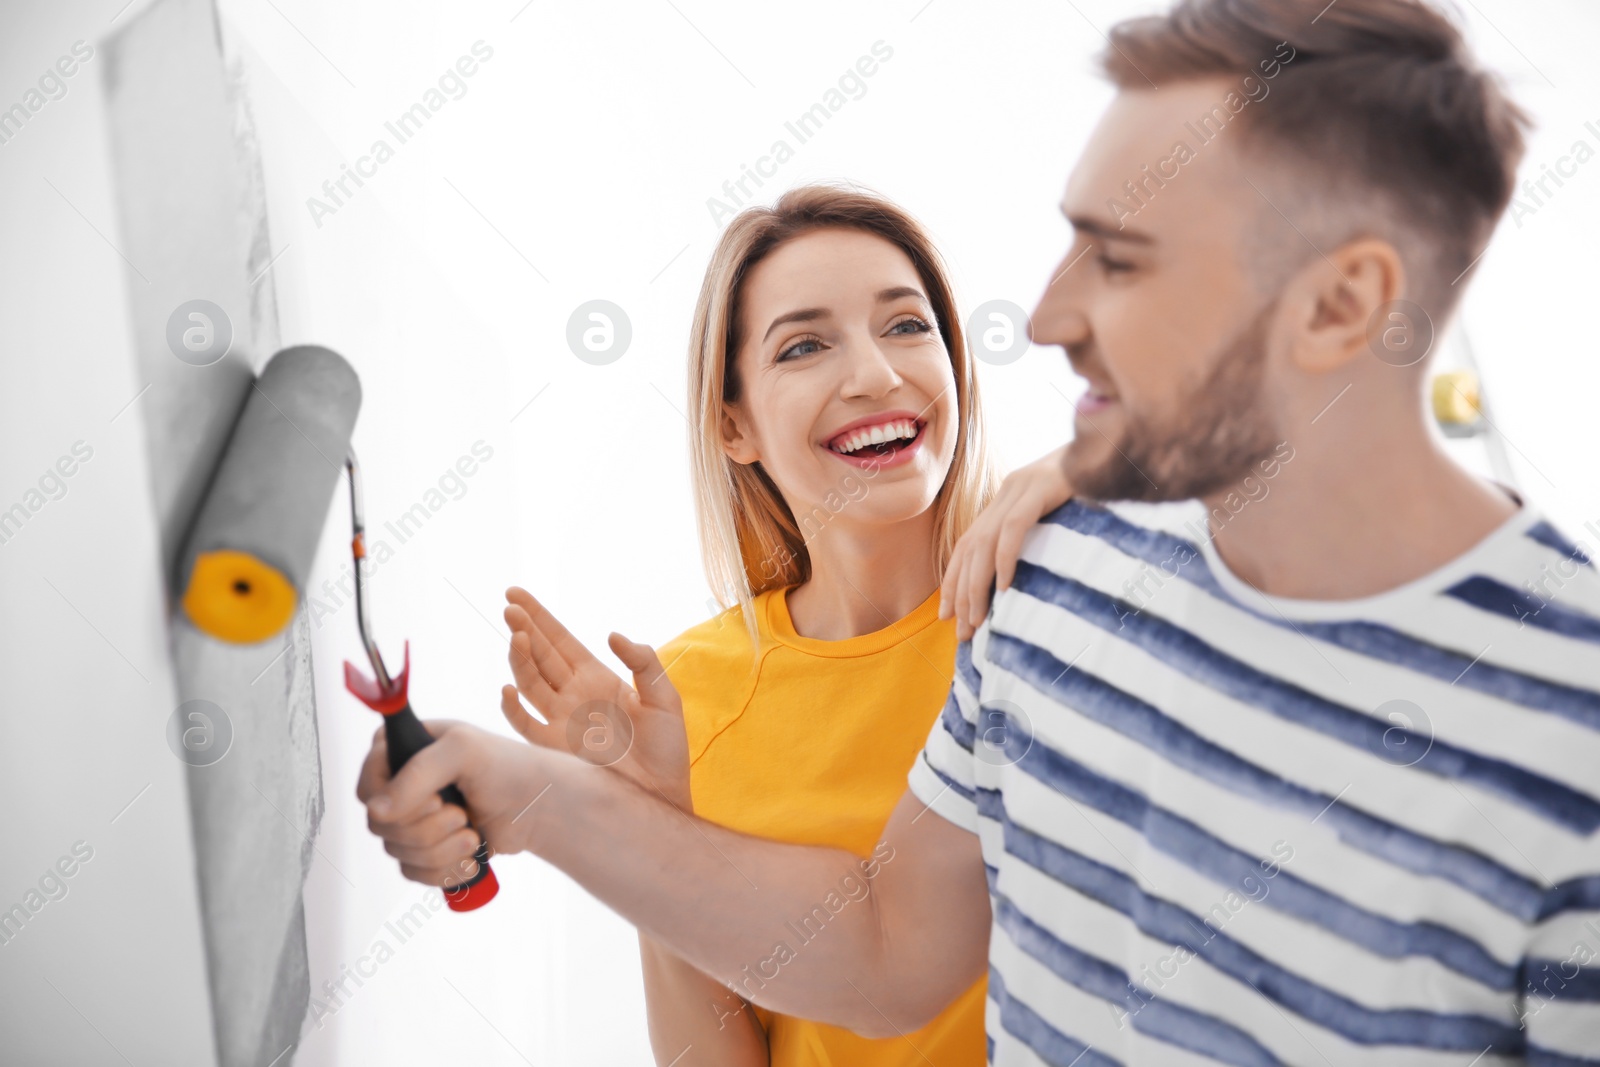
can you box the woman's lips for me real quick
[823,424,927,470]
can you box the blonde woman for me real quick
[500,185,1072,1064]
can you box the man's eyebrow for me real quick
[1061,207,1156,246]
[762,287,929,343]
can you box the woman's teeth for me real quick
[830,419,919,455]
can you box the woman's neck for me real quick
[783,509,941,641]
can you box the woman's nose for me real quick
[839,339,902,398]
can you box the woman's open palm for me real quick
[501,586,694,812]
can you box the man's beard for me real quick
[1063,300,1284,504]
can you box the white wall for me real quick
[0,2,217,1062]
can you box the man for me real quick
[360,0,1600,1061]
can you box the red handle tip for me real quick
[444,865,499,912]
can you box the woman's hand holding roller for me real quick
[501,586,693,812]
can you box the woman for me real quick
[499,184,1072,1065]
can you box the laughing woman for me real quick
[500,185,1072,1065]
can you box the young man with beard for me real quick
[359,0,1600,1061]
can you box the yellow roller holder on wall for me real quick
[181,549,298,644]
[1432,369,1482,427]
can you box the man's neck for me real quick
[1203,432,1520,602]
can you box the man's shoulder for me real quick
[1039,497,1206,532]
[1456,511,1600,639]
[1493,514,1598,586]
[1028,498,1207,573]
[979,498,1209,657]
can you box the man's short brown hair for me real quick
[1101,0,1532,314]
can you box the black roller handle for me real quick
[383,702,498,911]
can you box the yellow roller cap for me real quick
[1432,370,1482,426]
[182,549,298,643]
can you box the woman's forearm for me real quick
[639,933,768,1065]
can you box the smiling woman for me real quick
[623,184,999,1065]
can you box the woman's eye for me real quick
[777,336,823,361]
[889,316,934,336]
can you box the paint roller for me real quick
[178,344,499,911]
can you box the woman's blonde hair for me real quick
[686,183,999,644]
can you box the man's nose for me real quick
[1030,280,1090,350]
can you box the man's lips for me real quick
[1076,390,1119,416]
[1073,373,1119,417]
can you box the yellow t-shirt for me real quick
[657,585,987,1067]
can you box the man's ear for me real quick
[1287,236,1409,375]
[720,402,760,465]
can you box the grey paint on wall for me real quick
[171,608,322,1066]
[103,0,264,585]
[104,0,324,1063]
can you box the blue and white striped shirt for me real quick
[909,499,1600,1065]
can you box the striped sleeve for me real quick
[907,629,986,834]
[1519,890,1600,1063]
